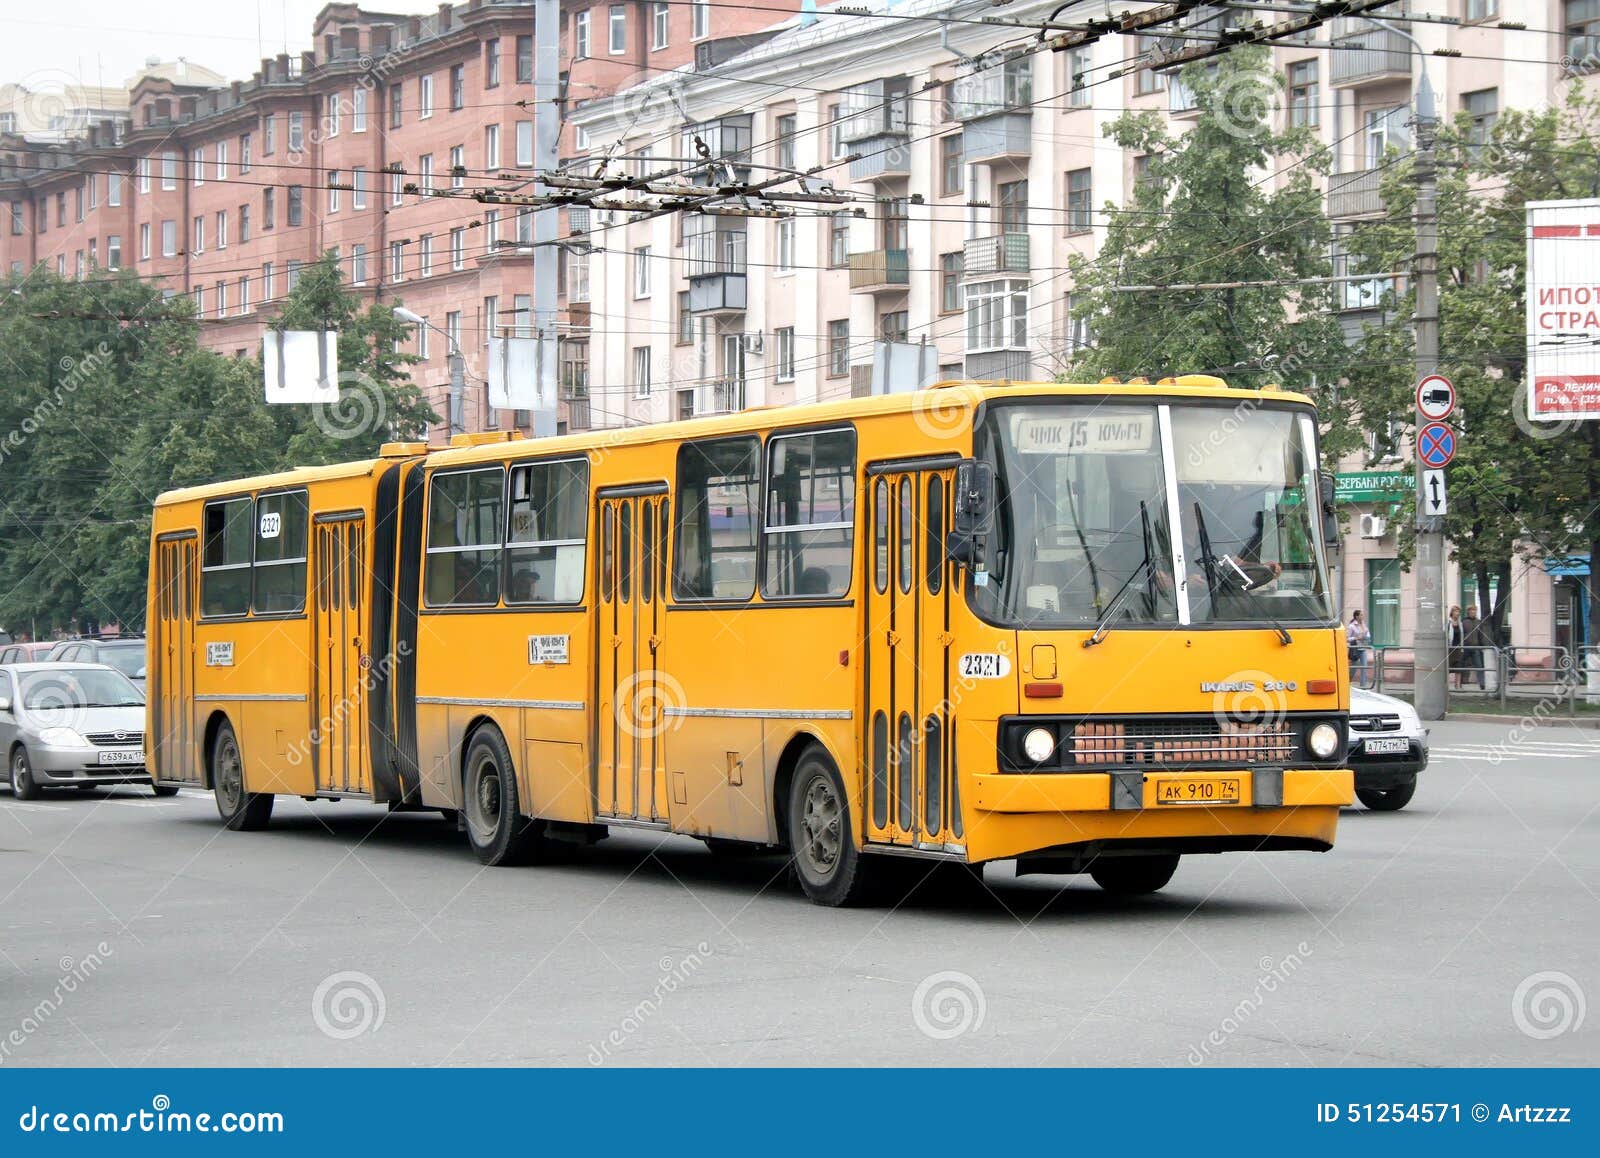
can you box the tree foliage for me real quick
[0,255,437,635]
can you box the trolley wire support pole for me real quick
[1405,41,1448,722]
[530,0,560,436]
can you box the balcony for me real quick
[962,233,1030,279]
[681,115,753,186]
[685,226,748,314]
[563,395,591,431]
[965,350,1035,382]
[841,78,912,182]
[952,61,1033,164]
[693,378,745,416]
[1329,25,1412,87]
[1327,167,1386,218]
[848,249,910,293]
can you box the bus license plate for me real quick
[97,749,144,765]
[1363,737,1409,755]
[1155,776,1241,806]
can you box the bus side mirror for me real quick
[946,459,996,572]
[1319,473,1340,555]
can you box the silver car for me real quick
[1346,685,1429,811]
[0,663,173,799]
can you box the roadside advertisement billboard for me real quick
[1526,198,1600,422]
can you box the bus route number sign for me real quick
[528,635,569,665]
[959,652,1011,679]
[1012,415,1153,455]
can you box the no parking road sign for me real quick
[1417,422,1457,468]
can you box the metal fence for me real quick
[1358,644,1594,713]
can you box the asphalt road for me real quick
[1,718,1595,1067]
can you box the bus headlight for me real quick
[1307,722,1339,759]
[1022,727,1055,764]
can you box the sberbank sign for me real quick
[1335,471,1414,503]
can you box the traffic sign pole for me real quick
[1412,83,1448,723]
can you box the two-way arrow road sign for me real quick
[1423,468,1448,516]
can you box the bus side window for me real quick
[506,458,589,604]
[200,496,252,617]
[874,478,889,594]
[424,467,504,607]
[761,427,856,599]
[673,436,760,601]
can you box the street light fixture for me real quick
[392,304,467,436]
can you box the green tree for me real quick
[1343,84,1600,645]
[1065,47,1357,462]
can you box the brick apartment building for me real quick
[0,0,800,439]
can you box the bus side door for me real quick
[312,514,368,795]
[153,532,201,783]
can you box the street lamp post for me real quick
[394,305,466,437]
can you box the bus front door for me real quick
[594,486,670,824]
[864,467,962,851]
[312,515,368,795]
[153,533,200,783]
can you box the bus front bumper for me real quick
[963,768,1353,864]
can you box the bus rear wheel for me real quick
[1089,854,1179,896]
[212,720,273,831]
[787,747,885,907]
[462,727,548,866]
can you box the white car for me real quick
[1345,686,1428,811]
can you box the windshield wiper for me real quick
[1192,502,1291,646]
[1083,501,1155,649]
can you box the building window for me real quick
[965,278,1029,352]
[610,5,627,53]
[653,2,669,49]
[353,165,368,209]
[775,326,795,381]
[1366,557,1402,647]
[216,209,228,248]
[1065,168,1092,234]
[240,204,250,241]
[484,209,500,248]
[827,103,846,160]
[287,259,302,290]
[1065,292,1091,352]
[288,111,304,152]
[193,215,204,253]
[420,153,434,193]
[419,74,434,119]
[451,227,465,270]
[161,220,175,257]
[352,244,368,285]
[238,275,249,314]
[240,133,252,171]
[450,144,465,188]
[263,187,276,229]
[391,168,404,206]
[827,319,849,377]
[881,197,909,251]
[632,345,652,398]
[139,222,151,259]
[461,44,487,98]
[676,291,693,344]
[940,252,963,313]
[775,112,796,171]
[513,293,532,337]
[352,88,366,131]
[575,11,591,59]
[450,64,465,110]
[162,150,178,190]
[287,186,303,227]
[483,295,499,342]
[262,263,275,299]
[419,234,433,278]
[828,212,849,267]
[515,34,533,82]
[998,179,1028,232]
[1068,45,1092,107]
[485,123,501,169]
[107,172,122,206]
[1466,0,1499,20]
[1135,35,1167,94]
[516,120,534,166]
[1463,87,1499,149]
[328,170,340,212]
[566,250,590,301]
[880,310,909,344]
[264,116,276,155]
[692,0,710,39]
[388,84,403,127]
[634,245,653,297]
[191,147,204,186]
[418,317,430,360]
[137,156,150,193]
[390,240,405,282]
[776,218,795,272]
[940,134,964,196]
[1288,60,1319,127]
[327,94,340,137]
[106,235,121,269]
[1364,106,1409,167]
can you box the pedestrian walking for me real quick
[1347,609,1372,689]
[1447,605,1465,689]
[1462,607,1486,689]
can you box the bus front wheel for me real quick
[212,720,273,831]
[462,727,548,866]
[1089,854,1179,896]
[787,747,884,907]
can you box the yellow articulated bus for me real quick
[147,377,1352,906]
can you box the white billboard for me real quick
[1526,198,1600,422]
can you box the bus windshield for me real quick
[973,403,1177,628]
[1172,405,1332,623]
[973,400,1332,628]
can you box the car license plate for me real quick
[1154,776,1242,806]
[97,749,144,766]
[1364,737,1410,755]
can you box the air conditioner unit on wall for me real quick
[1360,513,1388,539]
[742,331,764,355]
